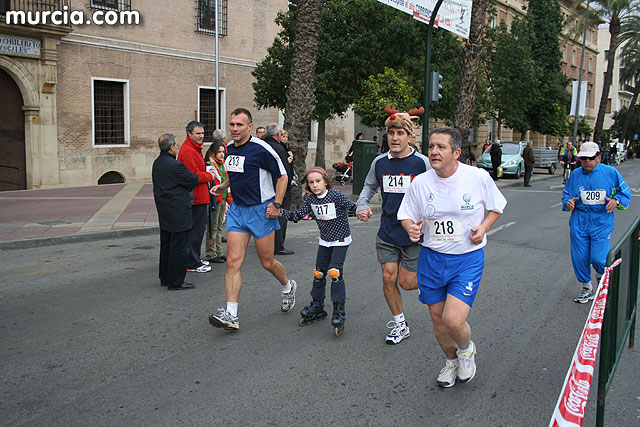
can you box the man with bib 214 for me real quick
[355,106,431,345]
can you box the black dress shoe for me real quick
[211,256,225,263]
[161,282,168,287]
[222,237,227,243]
[275,249,295,255]
[168,283,195,290]
[524,184,532,187]
[220,255,227,261]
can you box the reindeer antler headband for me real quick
[383,105,425,135]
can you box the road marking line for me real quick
[550,202,563,208]
[487,221,516,236]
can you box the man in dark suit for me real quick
[523,141,535,187]
[264,122,295,255]
[152,134,200,290]
[490,140,502,180]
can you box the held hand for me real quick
[565,197,579,211]
[407,220,424,243]
[210,185,222,196]
[356,208,373,222]
[470,225,486,245]
[266,203,280,218]
[604,197,618,213]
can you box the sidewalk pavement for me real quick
[0,168,561,249]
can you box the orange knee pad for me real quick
[328,268,340,279]
[313,269,324,279]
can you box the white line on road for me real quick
[511,189,561,193]
[487,221,516,236]
[550,202,563,208]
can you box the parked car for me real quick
[476,141,527,178]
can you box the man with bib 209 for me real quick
[208,108,297,331]
[562,141,631,304]
[355,106,430,345]
[398,126,507,388]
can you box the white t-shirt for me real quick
[397,163,507,254]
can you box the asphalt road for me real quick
[1,162,639,426]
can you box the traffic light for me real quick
[431,71,443,102]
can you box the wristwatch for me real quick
[273,202,282,209]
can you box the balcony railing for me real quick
[1,0,70,21]
[1,0,71,13]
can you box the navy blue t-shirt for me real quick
[356,149,430,246]
[225,137,287,207]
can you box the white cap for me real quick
[579,141,600,158]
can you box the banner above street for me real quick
[376,0,473,39]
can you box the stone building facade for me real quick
[0,0,286,190]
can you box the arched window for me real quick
[98,171,125,185]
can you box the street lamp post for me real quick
[422,0,445,151]
[572,0,591,144]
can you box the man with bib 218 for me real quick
[398,127,507,388]
[562,141,631,304]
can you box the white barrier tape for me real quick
[549,259,622,427]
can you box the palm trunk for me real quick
[620,81,640,144]
[315,119,326,168]
[454,0,488,158]
[283,0,324,205]
[594,18,620,143]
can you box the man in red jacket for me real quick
[178,121,214,273]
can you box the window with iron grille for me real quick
[90,0,131,11]
[93,79,129,146]
[197,0,227,36]
[199,88,224,142]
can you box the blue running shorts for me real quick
[417,246,485,307]
[226,200,280,239]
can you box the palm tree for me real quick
[618,41,640,144]
[454,0,489,159]
[283,0,325,204]
[589,0,639,143]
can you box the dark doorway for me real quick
[98,171,125,185]
[0,68,26,191]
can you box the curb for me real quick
[0,226,159,251]
[0,172,559,251]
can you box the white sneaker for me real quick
[456,341,477,383]
[385,320,410,345]
[200,259,210,266]
[575,287,594,304]
[187,264,211,273]
[208,308,239,331]
[281,280,297,312]
[437,359,458,388]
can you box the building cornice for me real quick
[60,33,258,69]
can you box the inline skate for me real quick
[299,300,327,326]
[331,301,346,336]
